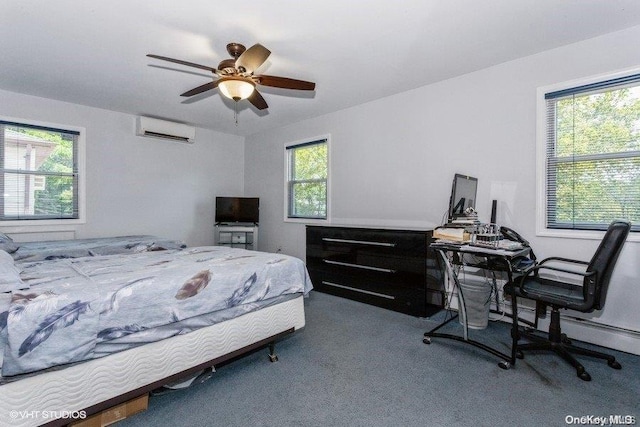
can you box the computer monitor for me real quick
[448,174,478,220]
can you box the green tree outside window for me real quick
[548,84,640,231]
[287,140,328,219]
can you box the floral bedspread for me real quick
[0,246,312,376]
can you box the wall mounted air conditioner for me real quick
[136,116,196,143]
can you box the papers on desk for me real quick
[433,227,471,242]
[433,227,524,251]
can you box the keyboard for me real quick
[497,240,524,250]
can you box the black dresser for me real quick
[306,225,444,317]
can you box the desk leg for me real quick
[438,249,469,341]
[508,271,521,365]
[424,249,513,369]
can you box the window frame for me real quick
[536,67,640,242]
[0,116,86,228]
[284,135,330,223]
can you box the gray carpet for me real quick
[120,291,639,427]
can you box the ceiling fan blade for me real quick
[147,54,217,73]
[256,75,315,91]
[180,80,219,97]
[248,90,268,110]
[236,44,271,74]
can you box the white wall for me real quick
[0,89,245,246]
[245,25,640,353]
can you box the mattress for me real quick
[2,246,312,376]
[0,294,305,427]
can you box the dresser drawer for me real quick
[308,269,427,317]
[308,249,425,275]
[307,255,425,289]
[307,227,426,255]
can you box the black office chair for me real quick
[505,220,631,381]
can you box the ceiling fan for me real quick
[147,43,316,110]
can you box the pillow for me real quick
[0,232,19,254]
[0,250,27,293]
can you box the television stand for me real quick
[214,224,258,250]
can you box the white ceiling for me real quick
[2,1,640,137]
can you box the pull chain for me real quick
[234,102,239,126]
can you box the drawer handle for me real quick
[323,259,396,273]
[322,281,396,300]
[322,237,396,247]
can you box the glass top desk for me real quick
[425,242,532,369]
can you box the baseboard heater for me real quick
[499,300,640,338]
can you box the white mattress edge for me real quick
[0,295,305,427]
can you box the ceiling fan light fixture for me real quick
[218,78,255,101]
[147,42,315,112]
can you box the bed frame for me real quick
[0,295,305,427]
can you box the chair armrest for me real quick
[533,265,595,278]
[539,256,589,266]
[514,263,595,294]
[528,256,591,278]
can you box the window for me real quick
[0,120,80,221]
[540,72,640,234]
[286,138,329,220]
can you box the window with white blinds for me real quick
[543,74,640,232]
[0,121,80,221]
[285,138,328,220]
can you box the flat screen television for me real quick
[448,174,478,220]
[215,197,259,224]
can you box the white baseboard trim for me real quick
[496,301,640,356]
[444,271,640,355]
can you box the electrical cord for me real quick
[484,269,508,322]
[439,208,450,226]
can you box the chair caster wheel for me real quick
[516,350,524,359]
[578,371,591,381]
[423,337,431,344]
[269,354,279,363]
[577,365,591,381]
[498,361,511,370]
[608,360,622,370]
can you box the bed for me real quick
[0,239,311,427]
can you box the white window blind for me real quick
[0,121,79,220]
[544,74,640,232]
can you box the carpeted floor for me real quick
[120,291,639,427]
